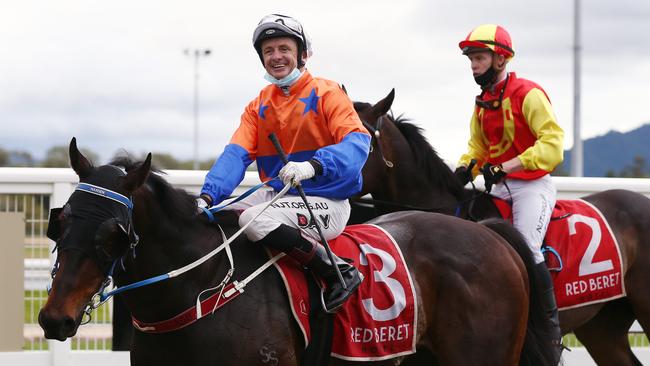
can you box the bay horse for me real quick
[355,89,650,366]
[38,138,557,365]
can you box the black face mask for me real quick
[475,73,510,110]
[474,66,496,88]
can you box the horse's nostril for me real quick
[63,316,76,332]
[39,308,79,341]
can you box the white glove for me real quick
[279,161,316,186]
[196,196,210,213]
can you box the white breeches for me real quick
[491,175,556,264]
[223,187,350,243]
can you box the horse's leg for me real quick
[620,210,650,354]
[573,299,640,366]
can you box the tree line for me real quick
[1,145,645,177]
[605,155,650,178]
[0,145,232,170]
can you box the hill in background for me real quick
[561,123,650,177]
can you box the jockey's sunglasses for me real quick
[475,74,510,110]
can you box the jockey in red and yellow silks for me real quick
[457,72,564,180]
[454,24,564,358]
[197,14,369,313]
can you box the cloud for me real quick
[0,0,648,166]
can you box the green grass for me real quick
[23,290,113,351]
[72,338,112,350]
[25,290,111,324]
[24,337,113,351]
[24,246,50,259]
[563,333,650,348]
[24,290,48,324]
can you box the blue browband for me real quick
[76,183,134,210]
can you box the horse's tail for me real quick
[480,218,557,366]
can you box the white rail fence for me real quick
[1,167,650,366]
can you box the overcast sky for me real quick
[1,0,649,166]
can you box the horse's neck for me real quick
[117,202,232,321]
[378,166,459,214]
[460,189,502,220]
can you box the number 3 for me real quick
[359,244,406,321]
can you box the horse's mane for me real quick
[386,114,465,199]
[109,157,197,224]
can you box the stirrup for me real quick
[542,245,563,272]
[319,272,364,314]
[320,288,339,314]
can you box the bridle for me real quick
[359,115,488,217]
[47,182,139,323]
[361,115,393,168]
[46,176,294,331]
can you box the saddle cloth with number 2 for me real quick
[545,199,625,309]
[273,224,417,361]
[494,198,625,310]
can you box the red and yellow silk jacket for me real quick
[458,72,564,180]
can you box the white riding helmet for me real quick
[252,14,313,67]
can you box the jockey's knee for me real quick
[239,207,283,243]
[238,206,258,229]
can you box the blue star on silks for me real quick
[259,104,269,120]
[299,88,320,115]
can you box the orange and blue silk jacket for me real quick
[458,72,564,180]
[201,71,371,205]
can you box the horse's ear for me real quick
[341,84,348,95]
[373,88,395,117]
[69,137,92,179]
[123,153,152,192]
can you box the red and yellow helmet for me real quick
[459,24,515,60]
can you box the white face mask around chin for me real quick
[264,68,303,88]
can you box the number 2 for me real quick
[569,214,613,276]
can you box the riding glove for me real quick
[195,195,211,214]
[481,163,507,193]
[279,161,316,186]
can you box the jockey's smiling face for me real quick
[261,37,300,80]
[467,49,494,78]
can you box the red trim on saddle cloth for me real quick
[545,199,625,310]
[491,197,625,310]
[491,197,512,221]
[273,224,417,361]
[131,282,244,333]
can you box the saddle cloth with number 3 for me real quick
[272,224,417,361]
[494,198,625,310]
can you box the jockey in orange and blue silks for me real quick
[454,24,564,357]
[197,14,370,313]
[201,71,370,204]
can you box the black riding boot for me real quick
[258,224,363,313]
[534,262,562,363]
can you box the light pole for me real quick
[184,48,211,170]
[571,0,583,177]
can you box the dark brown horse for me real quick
[39,138,556,365]
[355,89,650,366]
